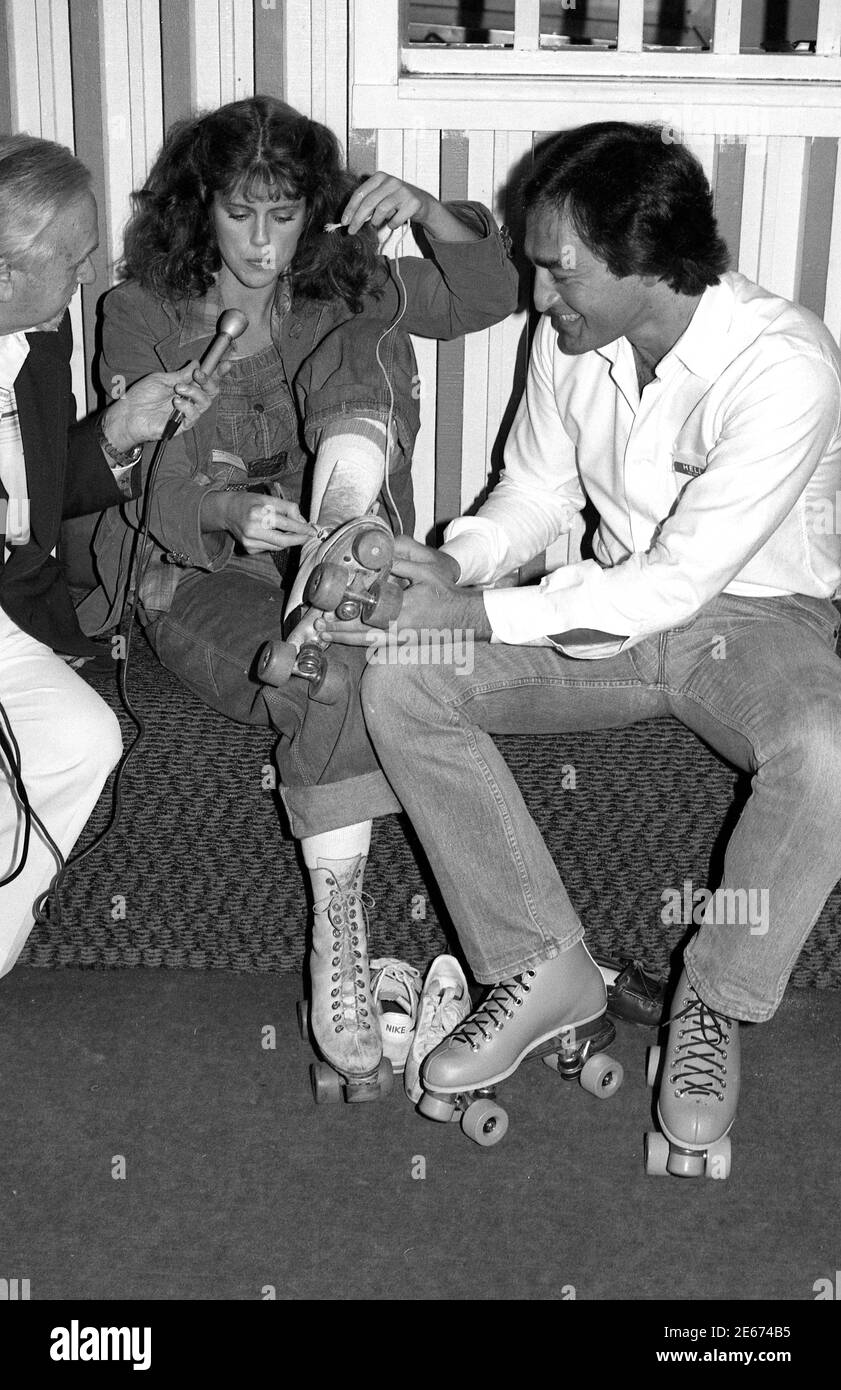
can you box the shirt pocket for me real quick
[194,448,249,489]
[217,382,299,460]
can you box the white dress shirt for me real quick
[0,332,32,551]
[443,272,841,657]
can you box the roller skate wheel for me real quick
[644,1130,671,1176]
[366,579,404,630]
[304,562,347,612]
[311,1062,344,1105]
[296,999,309,1039]
[308,658,347,706]
[258,640,296,687]
[646,1045,661,1088]
[377,1057,394,1097]
[418,1091,458,1123]
[579,1052,623,1098]
[704,1136,732,1180]
[461,1098,509,1147]
[352,527,393,571]
[667,1147,706,1179]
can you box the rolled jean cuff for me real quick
[682,947,777,1024]
[470,923,585,986]
[280,770,402,838]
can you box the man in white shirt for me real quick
[0,133,224,980]
[344,122,841,1174]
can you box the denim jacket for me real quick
[78,202,518,633]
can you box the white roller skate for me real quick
[258,514,404,702]
[298,854,393,1104]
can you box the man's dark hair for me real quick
[522,122,730,295]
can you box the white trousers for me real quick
[0,607,122,978]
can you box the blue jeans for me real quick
[361,592,841,1020]
[147,560,400,838]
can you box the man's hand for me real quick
[101,357,232,452]
[320,535,492,648]
[201,492,318,553]
[341,173,480,244]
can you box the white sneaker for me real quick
[370,958,422,1075]
[404,954,471,1103]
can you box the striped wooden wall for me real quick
[2,1,841,544]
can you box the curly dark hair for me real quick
[522,122,730,296]
[121,95,383,311]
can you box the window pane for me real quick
[404,2,710,49]
[405,2,821,52]
[741,0,819,53]
[407,3,520,46]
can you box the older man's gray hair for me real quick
[0,133,91,270]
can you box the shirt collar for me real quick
[666,276,735,379]
[595,275,738,383]
[177,276,292,351]
[0,331,31,390]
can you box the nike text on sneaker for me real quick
[370,958,422,1075]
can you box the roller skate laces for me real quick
[404,954,470,1103]
[448,971,536,1052]
[316,868,378,1041]
[666,985,734,1105]
[370,958,422,1073]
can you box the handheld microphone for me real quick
[161,308,249,441]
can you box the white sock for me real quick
[301,821,372,871]
[309,419,387,528]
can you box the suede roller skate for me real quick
[298,855,393,1104]
[417,945,623,1147]
[644,968,739,1179]
[258,514,404,702]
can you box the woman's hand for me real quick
[341,173,478,243]
[201,491,318,553]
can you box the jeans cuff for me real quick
[470,928,584,986]
[682,949,774,1023]
[281,771,402,838]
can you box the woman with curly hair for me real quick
[79,95,517,1099]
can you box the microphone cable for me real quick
[377,226,409,537]
[31,429,171,928]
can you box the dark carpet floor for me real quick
[1,967,839,1303]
